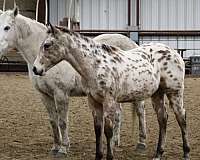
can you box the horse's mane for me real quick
[50,26,119,53]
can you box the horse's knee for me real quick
[104,118,113,137]
[59,119,66,130]
[50,120,58,128]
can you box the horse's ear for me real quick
[13,6,19,17]
[47,23,60,36]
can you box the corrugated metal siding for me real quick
[49,0,78,25]
[140,0,200,30]
[80,0,128,29]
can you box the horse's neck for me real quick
[15,15,47,66]
[65,33,101,80]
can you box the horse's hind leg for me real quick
[40,93,61,155]
[112,103,122,147]
[54,89,70,156]
[88,95,104,160]
[133,101,146,151]
[151,89,168,160]
[167,91,190,160]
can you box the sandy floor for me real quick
[0,73,200,160]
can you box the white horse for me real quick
[0,7,146,156]
[33,25,190,160]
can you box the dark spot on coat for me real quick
[99,81,106,86]
[163,62,168,66]
[158,50,170,55]
[150,48,153,52]
[110,59,116,63]
[102,44,117,53]
[113,56,122,63]
[96,59,101,63]
[158,55,166,62]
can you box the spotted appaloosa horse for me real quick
[33,25,190,160]
[0,7,146,157]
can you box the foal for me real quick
[33,26,190,160]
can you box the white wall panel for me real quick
[80,0,128,29]
[140,0,200,30]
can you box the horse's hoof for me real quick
[49,149,59,155]
[135,143,146,152]
[55,146,67,157]
[153,158,161,160]
[55,152,67,158]
[184,155,190,160]
[114,139,120,147]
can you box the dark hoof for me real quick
[106,155,113,160]
[135,143,146,152]
[55,152,67,158]
[184,154,190,160]
[49,149,59,156]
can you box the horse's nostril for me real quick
[44,43,51,50]
[32,66,43,76]
[32,66,37,74]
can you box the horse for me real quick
[33,25,190,160]
[0,7,146,156]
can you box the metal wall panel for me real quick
[140,0,200,30]
[49,0,78,25]
[80,0,128,29]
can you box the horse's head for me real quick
[33,24,66,76]
[0,7,18,57]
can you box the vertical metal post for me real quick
[3,0,6,11]
[36,0,40,21]
[136,0,140,28]
[128,0,131,26]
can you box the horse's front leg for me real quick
[40,93,61,155]
[133,101,147,151]
[54,89,70,156]
[88,95,104,160]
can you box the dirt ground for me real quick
[0,73,200,160]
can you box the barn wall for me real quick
[140,0,200,30]
[80,0,128,29]
[49,0,79,25]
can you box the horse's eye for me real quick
[43,43,51,50]
[4,26,10,31]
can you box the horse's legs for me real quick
[88,95,104,160]
[103,96,121,160]
[167,91,190,160]
[54,89,70,155]
[133,101,146,151]
[112,103,122,147]
[40,93,61,154]
[104,116,114,160]
[151,89,168,160]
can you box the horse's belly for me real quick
[116,75,159,102]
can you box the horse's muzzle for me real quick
[32,66,44,76]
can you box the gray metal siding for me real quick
[80,0,128,29]
[140,0,200,30]
[49,0,78,25]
